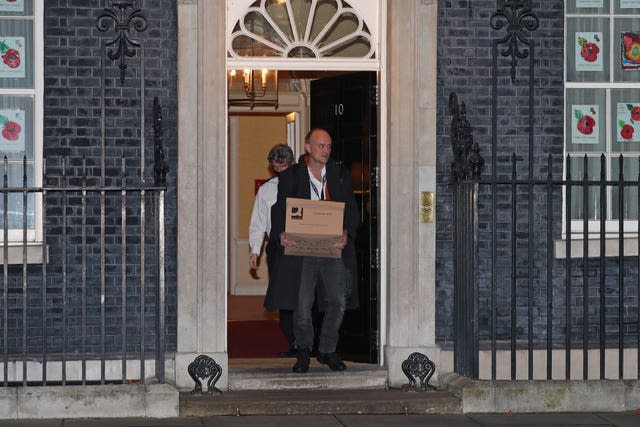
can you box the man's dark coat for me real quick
[264,158,360,312]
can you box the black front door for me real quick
[311,72,378,363]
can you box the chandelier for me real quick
[228,69,279,110]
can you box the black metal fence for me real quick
[0,2,172,387]
[454,142,640,380]
[0,154,167,386]
[448,0,640,381]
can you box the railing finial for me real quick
[450,92,484,182]
[96,0,148,83]
[153,97,169,187]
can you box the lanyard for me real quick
[310,174,326,200]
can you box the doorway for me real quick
[310,71,378,363]
[228,112,299,359]
[227,71,379,364]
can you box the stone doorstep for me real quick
[181,363,460,417]
[179,389,462,417]
[227,363,389,391]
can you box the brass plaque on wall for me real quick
[420,191,434,223]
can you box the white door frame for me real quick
[225,0,387,365]
[175,0,442,390]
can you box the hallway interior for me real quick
[227,295,289,360]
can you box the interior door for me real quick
[311,72,378,363]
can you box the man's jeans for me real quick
[294,256,347,354]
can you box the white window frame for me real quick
[226,0,379,71]
[0,0,43,244]
[563,3,640,239]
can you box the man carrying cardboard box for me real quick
[267,128,359,373]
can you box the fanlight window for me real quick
[229,0,375,59]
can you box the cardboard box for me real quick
[284,197,344,258]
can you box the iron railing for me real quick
[0,1,170,387]
[455,149,640,380]
[0,154,166,386]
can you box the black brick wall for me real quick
[436,1,565,348]
[437,1,640,354]
[1,1,177,359]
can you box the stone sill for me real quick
[554,237,639,259]
[0,243,48,264]
[440,372,640,413]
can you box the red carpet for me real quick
[228,319,290,358]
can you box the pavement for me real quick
[0,413,638,426]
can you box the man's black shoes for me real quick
[279,346,298,358]
[292,347,311,373]
[317,352,347,371]
[293,349,347,372]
